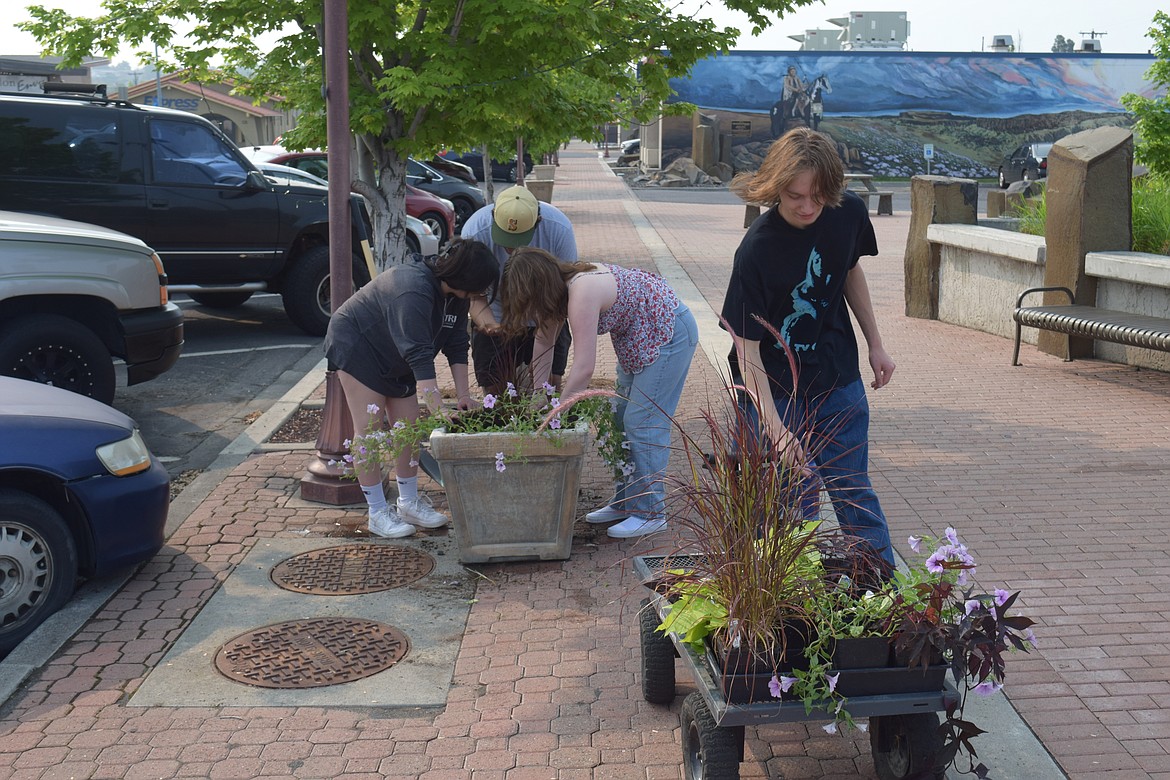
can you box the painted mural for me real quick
[664,51,1158,178]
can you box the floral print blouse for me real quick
[594,264,680,374]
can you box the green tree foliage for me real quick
[20,0,818,267]
[1122,11,1170,177]
[1051,35,1075,53]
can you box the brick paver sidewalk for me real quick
[3,141,1170,779]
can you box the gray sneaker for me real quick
[369,507,415,538]
[397,496,450,529]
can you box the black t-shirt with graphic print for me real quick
[720,191,878,397]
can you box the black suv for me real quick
[998,142,1054,189]
[0,86,375,335]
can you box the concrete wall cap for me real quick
[927,223,1045,265]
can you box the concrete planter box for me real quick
[427,424,586,563]
[525,179,554,203]
[532,164,556,180]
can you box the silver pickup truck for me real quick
[0,211,184,404]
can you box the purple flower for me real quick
[550,396,561,409]
[908,535,922,553]
[995,588,1011,606]
[826,672,840,693]
[495,452,506,472]
[483,394,497,409]
[505,382,517,398]
[965,598,982,615]
[768,675,797,697]
[945,527,960,546]
[973,680,1003,696]
[822,722,838,735]
[1024,628,1038,647]
[549,414,561,430]
[366,403,380,414]
[542,382,556,394]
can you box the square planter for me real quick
[427,424,586,563]
[830,636,893,669]
[525,179,554,203]
[531,164,557,181]
[832,665,948,697]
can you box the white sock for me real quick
[396,476,418,503]
[361,484,388,514]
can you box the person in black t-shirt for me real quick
[720,127,896,570]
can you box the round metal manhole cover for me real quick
[271,543,435,594]
[214,618,410,688]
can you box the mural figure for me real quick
[771,66,831,137]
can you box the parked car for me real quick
[438,149,534,182]
[998,141,1054,188]
[243,148,457,244]
[0,210,184,404]
[0,376,170,657]
[407,158,486,230]
[425,156,477,185]
[255,163,440,256]
[0,86,374,336]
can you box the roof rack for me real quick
[42,82,108,99]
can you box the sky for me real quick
[1,0,1162,63]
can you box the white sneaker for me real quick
[585,504,629,524]
[397,496,450,529]
[369,507,415,538]
[606,515,668,539]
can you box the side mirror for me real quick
[243,170,271,191]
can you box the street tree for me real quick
[1122,12,1170,177]
[1051,35,1075,53]
[21,0,819,268]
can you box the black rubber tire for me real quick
[188,291,254,309]
[0,314,115,404]
[1022,168,1034,184]
[0,489,78,657]
[506,163,519,183]
[406,231,422,256]
[639,598,676,704]
[418,210,450,246]
[451,197,477,234]
[870,712,945,780]
[680,691,740,780]
[281,246,371,337]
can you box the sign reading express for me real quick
[142,95,202,111]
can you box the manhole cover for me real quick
[214,618,410,688]
[271,543,435,594]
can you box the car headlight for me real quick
[97,429,153,476]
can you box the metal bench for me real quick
[1012,286,1170,366]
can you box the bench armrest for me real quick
[1016,286,1074,308]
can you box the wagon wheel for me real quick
[680,691,740,780]
[870,712,945,780]
[639,597,676,704]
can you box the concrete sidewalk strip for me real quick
[130,536,473,709]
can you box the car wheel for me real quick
[0,314,116,404]
[1022,168,1034,184]
[281,246,372,337]
[418,210,450,246]
[998,169,1008,189]
[451,197,477,233]
[0,489,78,657]
[188,291,254,309]
[406,231,422,256]
[506,163,519,183]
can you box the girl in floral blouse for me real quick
[499,248,698,538]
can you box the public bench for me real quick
[1012,286,1170,366]
[855,190,894,216]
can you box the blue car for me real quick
[0,377,169,656]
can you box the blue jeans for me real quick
[751,378,895,570]
[612,304,699,521]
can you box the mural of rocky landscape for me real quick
[662,50,1155,178]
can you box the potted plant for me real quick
[345,382,616,563]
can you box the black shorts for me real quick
[472,325,571,389]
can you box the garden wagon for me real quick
[634,554,960,780]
